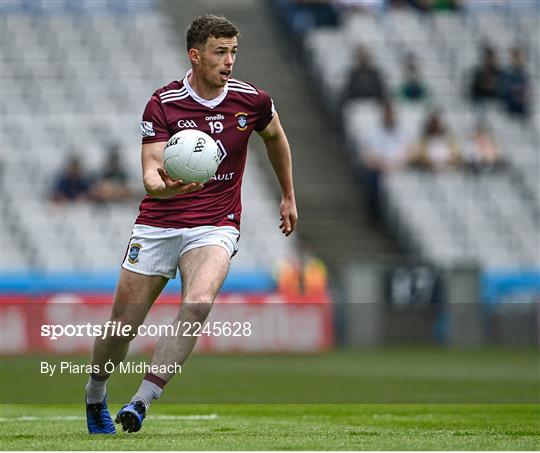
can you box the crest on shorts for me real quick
[235,112,248,131]
[128,243,142,264]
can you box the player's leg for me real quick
[89,269,168,381]
[86,269,167,434]
[117,243,232,432]
[88,223,181,401]
[149,244,231,375]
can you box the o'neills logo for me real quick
[205,114,224,121]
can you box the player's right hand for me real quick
[154,167,204,197]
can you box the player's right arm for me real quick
[142,142,203,199]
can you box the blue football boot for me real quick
[115,401,146,433]
[86,395,116,434]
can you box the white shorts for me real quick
[121,224,240,279]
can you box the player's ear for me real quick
[188,48,200,65]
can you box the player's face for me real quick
[198,36,238,88]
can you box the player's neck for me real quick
[187,73,224,100]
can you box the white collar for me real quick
[182,69,228,109]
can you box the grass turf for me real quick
[1,403,539,450]
[2,349,539,404]
[1,349,539,449]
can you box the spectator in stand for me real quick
[463,121,505,172]
[91,143,134,202]
[501,47,530,119]
[398,54,429,102]
[411,110,461,170]
[361,101,414,219]
[274,0,341,53]
[287,0,340,38]
[469,45,502,104]
[51,154,94,203]
[342,45,386,104]
[409,0,462,12]
[362,101,414,171]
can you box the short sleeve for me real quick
[140,94,170,144]
[254,89,275,132]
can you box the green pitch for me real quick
[1,349,539,449]
[1,403,538,450]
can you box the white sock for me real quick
[131,379,163,410]
[86,375,108,404]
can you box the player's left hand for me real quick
[157,167,204,195]
[279,195,297,236]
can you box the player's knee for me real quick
[182,299,213,321]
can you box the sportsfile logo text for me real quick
[40,320,253,340]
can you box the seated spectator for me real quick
[51,154,93,203]
[91,143,134,202]
[362,101,414,172]
[409,0,462,12]
[342,46,386,104]
[398,54,429,102]
[501,47,530,119]
[469,45,502,104]
[411,110,461,170]
[286,0,340,39]
[293,0,340,27]
[463,122,505,172]
[361,101,414,218]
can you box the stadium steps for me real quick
[164,0,403,273]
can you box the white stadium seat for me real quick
[1,2,299,273]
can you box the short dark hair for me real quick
[186,15,239,52]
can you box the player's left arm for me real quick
[258,113,298,236]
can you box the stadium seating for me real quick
[304,4,539,270]
[1,0,299,274]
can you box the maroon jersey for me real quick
[136,70,275,230]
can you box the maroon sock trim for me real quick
[90,372,109,382]
[144,373,167,389]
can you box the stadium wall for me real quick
[340,263,539,347]
[1,272,334,354]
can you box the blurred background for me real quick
[0,0,538,404]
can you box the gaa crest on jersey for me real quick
[128,243,142,264]
[140,121,155,137]
[235,112,248,131]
